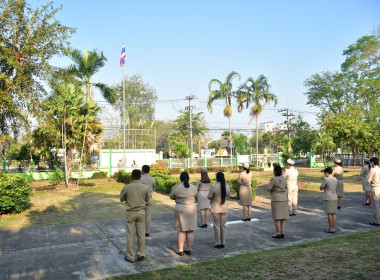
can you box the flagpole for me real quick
[122,47,126,171]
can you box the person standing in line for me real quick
[208,172,231,249]
[131,160,137,169]
[117,159,125,171]
[367,157,380,226]
[332,159,344,209]
[360,158,372,205]
[238,162,253,221]
[120,169,149,263]
[196,167,211,228]
[320,167,338,233]
[284,159,299,216]
[169,172,198,256]
[140,165,156,237]
[266,165,288,239]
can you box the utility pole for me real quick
[185,91,196,165]
[278,108,294,141]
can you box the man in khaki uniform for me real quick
[117,159,125,171]
[140,165,156,237]
[367,157,380,226]
[120,169,149,262]
[284,159,299,216]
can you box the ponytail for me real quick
[216,172,227,204]
[180,172,190,188]
[368,162,371,170]
[245,167,250,174]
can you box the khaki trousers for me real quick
[287,185,298,214]
[145,201,152,233]
[212,212,227,245]
[371,187,380,224]
[125,209,145,261]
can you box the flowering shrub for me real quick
[150,163,170,174]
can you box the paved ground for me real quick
[1,192,378,280]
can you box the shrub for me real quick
[118,170,132,184]
[152,173,180,193]
[150,163,170,174]
[35,185,56,191]
[0,173,32,214]
[91,171,108,179]
[112,172,119,178]
[227,179,258,200]
[80,182,96,187]
[49,168,65,185]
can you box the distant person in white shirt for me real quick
[283,159,299,216]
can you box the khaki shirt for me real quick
[120,180,149,211]
[195,179,211,191]
[368,166,380,188]
[360,165,370,177]
[266,176,288,201]
[283,166,298,187]
[140,174,156,201]
[320,176,338,200]
[208,182,231,213]
[332,166,343,180]
[238,171,253,186]
[117,161,124,170]
[169,183,198,205]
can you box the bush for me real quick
[112,172,119,178]
[49,168,65,185]
[151,173,180,193]
[150,163,170,174]
[35,185,56,191]
[0,173,32,214]
[118,170,132,184]
[227,179,258,200]
[91,171,108,179]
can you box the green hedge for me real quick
[118,170,132,184]
[49,168,65,185]
[0,173,32,214]
[91,171,108,179]
[227,179,257,200]
[151,173,180,193]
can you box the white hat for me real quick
[200,167,208,172]
[364,158,370,163]
[242,162,249,169]
[334,159,342,164]
[287,159,295,165]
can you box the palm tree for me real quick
[67,48,116,104]
[312,129,336,165]
[208,71,240,167]
[237,75,277,167]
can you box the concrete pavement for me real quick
[1,192,378,280]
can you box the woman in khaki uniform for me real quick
[320,167,338,233]
[169,172,198,256]
[238,162,253,221]
[208,172,231,249]
[196,167,211,228]
[332,159,344,209]
[360,158,371,205]
[266,165,288,239]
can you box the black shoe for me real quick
[272,234,282,239]
[198,224,207,228]
[292,213,296,216]
[337,206,341,209]
[280,234,285,239]
[214,245,222,249]
[369,222,380,226]
[242,218,249,222]
[289,213,293,216]
[184,250,191,255]
[221,244,225,248]
[137,256,145,261]
[247,218,251,221]
[363,202,371,205]
[324,230,335,233]
[145,233,150,237]
[124,256,135,263]
[176,251,184,256]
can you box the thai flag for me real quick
[186,149,189,155]
[169,148,172,158]
[120,42,126,67]
[1,147,5,159]
[250,147,252,155]
[235,147,238,155]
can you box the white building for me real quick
[258,121,287,133]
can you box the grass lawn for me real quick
[108,229,380,280]
[0,168,364,230]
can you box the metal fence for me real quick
[334,154,380,166]
[2,159,64,173]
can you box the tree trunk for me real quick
[77,120,88,187]
[256,116,259,168]
[66,146,74,179]
[352,145,357,166]
[86,83,90,103]
[62,121,69,188]
[229,117,232,168]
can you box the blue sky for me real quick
[48,0,379,138]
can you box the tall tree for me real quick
[67,48,115,104]
[208,71,240,166]
[290,115,317,154]
[237,75,277,166]
[0,0,74,136]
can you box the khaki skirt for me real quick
[198,190,210,209]
[336,180,344,197]
[324,200,338,214]
[239,185,252,206]
[362,177,371,192]
[174,204,197,231]
[271,201,288,220]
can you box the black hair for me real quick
[335,161,342,166]
[142,165,150,173]
[274,165,282,176]
[216,172,227,204]
[180,172,190,188]
[243,167,250,174]
[370,157,379,166]
[131,169,141,180]
[324,167,333,175]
